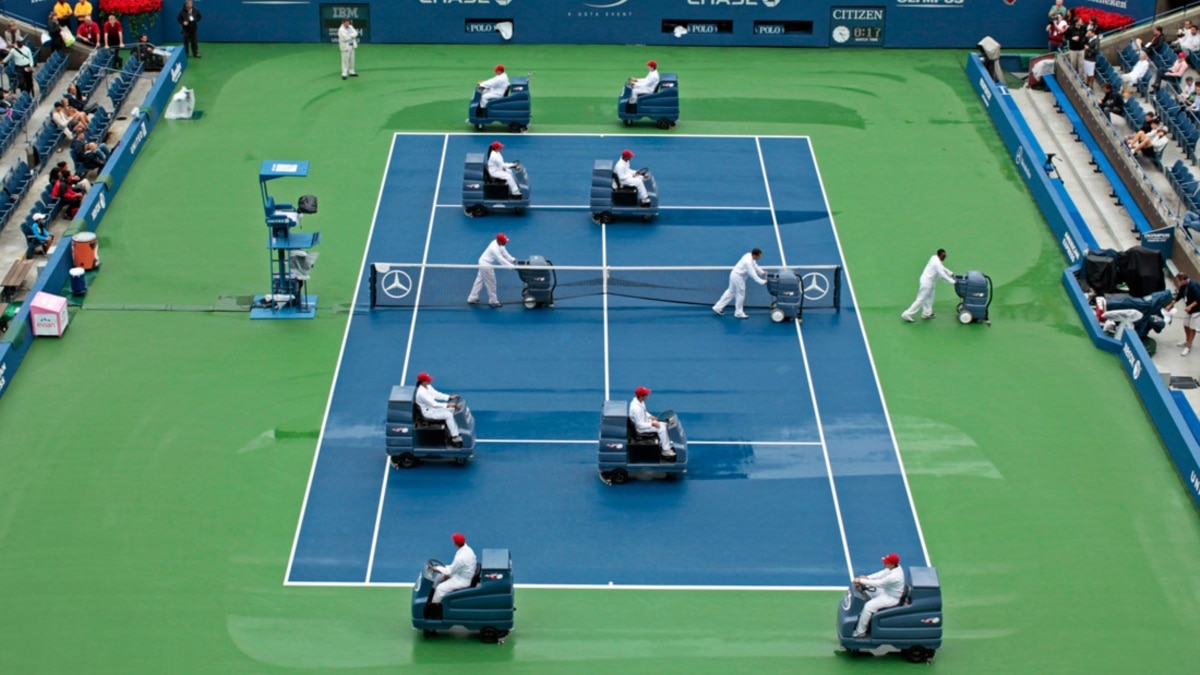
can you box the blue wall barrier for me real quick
[3,0,1155,49]
[972,54,1200,513]
[966,55,1097,265]
[0,47,188,403]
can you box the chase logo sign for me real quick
[896,0,963,6]
[688,0,780,5]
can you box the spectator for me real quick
[1120,51,1150,96]
[1176,23,1200,52]
[51,170,83,219]
[1099,82,1125,119]
[1138,26,1166,54]
[1047,15,1068,52]
[1156,51,1189,91]
[1064,17,1087,73]
[1128,120,1168,160]
[81,141,109,171]
[1125,110,1158,147]
[44,17,68,58]
[64,83,88,111]
[1166,272,1200,355]
[51,0,73,30]
[1083,27,1100,88]
[76,15,100,47]
[2,38,34,94]
[23,213,54,258]
[3,22,24,50]
[1048,0,1068,21]
[1178,76,1196,103]
[102,14,123,49]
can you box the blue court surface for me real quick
[286,133,928,588]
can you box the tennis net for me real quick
[368,262,842,311]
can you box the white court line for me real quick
[806,141,933,566]
[602,220,611,399]
[474,438,823,446]
[364,458,391,583]
[364,134,452,584]
[283,134,403,585]
[285,581,846,591]
[756,136,855,581]
[435,203,771,211]
[390,131,814,140]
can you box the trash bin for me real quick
[69,267,86,296]
[72,232,99,270]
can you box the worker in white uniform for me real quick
[614,149,651,206]
[629,386,674,458]
[337,18,359,80]
[853,553,906,637]
[485,141,521,197]
[901,248,956,322]
[429,532,478,605]
[468,233,517,307]
[712,248,768,319]
[478,64,509,112]
[414,372,461,444]
[628,59,660,104]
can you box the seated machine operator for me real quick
[478,64,509,112]
[628,60,660,104]
[426,532,477,616]
[852,553,905,637]
[415,372,462,445]
[629,386,674,458]
[614,149,650,206]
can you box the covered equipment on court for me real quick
[837,566,943,663]
[517,255,555,308]
[618,73,679,129]
[953,270,992,325]
[597,400,687,484]
[462,152,530,216]
[767,270,803,323]
[385,385,475,468]
[468,76,530,133]
[590,159,658,224]
[412,548,514,643]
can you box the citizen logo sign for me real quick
[832,8,883,19]
[89,191,107,221]
[689,0,779,6]
[1060,233,1079,262]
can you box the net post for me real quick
[369,263,377,309]
[834,266,842,312]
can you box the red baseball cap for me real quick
[647,60,657,68]
[635,386,651,397]
[494,64,505,73]
[490,141,503,150]
[452,532,466,546]
[417,372,433,384]
[496,233,508,245]
[882,553,900,565]
[621,149,634,159]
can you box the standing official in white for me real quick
[478,64,509,111]
[486,141,521,197]
[468,233,517,307]
[713,248,768,319]
[338,18,359,80]
[902,248,956,322]
[614,149,650,205]
[629,60,660,103]
[853,553,905,637]
[629,386,674,457]
[430,532,477,604]
[414,372,461,444]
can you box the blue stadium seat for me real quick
[1119,42,1138,71]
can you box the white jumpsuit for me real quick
[415,383,459,438]
[478,72,509,110]
[855,565,905,635]
[614,157,647,201]
[486,149,520,196]
[630,68,660,103]
[902,254,955,320]
[432,543,477,603]
[468,239,517,305]
[713,252,768,317]
[337,23,357,78]
[630,396,673,456]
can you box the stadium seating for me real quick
[33,51,69,102]
[1119,42,1139,71]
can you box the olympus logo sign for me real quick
[90,191,107,221]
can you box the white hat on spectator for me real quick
[32,213,46,222]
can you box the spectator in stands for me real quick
[1176,23,1200,53]
[477,64,508,112]
[3,22,24,51]
[1047,15,1068,52]
[52,0,73,30]
[901,249,955,322]
[1048,0,1068,21]
[1166,273,1200,355]
[1128,119,1168,157]
[1099,82,1125,119]
[1138,26,1166,54]
[3,38,33,94]
[1156,51,1189,91]
[76,14,100,47]
[0,33,9,63]
[82,141,108,170]
[1083,27,1100,88]
[44,17,68,58]
[102,14,123,49]
[1120,51,1150,96]
[1125,110,1159,147]
[1178,76,1196,103]
[74,0,93,31]
[54,160,90,193]
[51,169,83,219]
[24,213,54,257]
[52,101,87,136]
[65,83,88,111]
[69,130,87,163]
[133,33,153,61]
[177,0,202,59]
[1064,17,1087,73]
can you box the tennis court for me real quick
[286,133,928,587]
